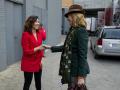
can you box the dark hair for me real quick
[24,16,39,33]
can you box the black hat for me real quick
[65,4,85,18]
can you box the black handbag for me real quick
[74,84,88,90]
[68,84,88,90]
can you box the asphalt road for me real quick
[87,42,120,90]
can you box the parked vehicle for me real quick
[91,17,97,32]
[86,18,91,31]
[86,17,97,36]
[90,26,120,59]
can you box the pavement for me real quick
[0,36,120,90]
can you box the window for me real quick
[102,29,120,39]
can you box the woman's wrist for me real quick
[34,45,44,52]
[34,47,39,52]
[42,44,51,49]
[39,45,45,50]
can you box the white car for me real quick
[90,26,120,59]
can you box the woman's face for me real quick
[33,19,40,30]
[67,15,73,26]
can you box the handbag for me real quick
[74,84,88,90]
[68,84,88,90]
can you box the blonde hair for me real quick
[70,13,87,28]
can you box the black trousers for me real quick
[23,70,42,90]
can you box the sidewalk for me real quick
[0,51,68,90]
[1,36,120,90]
[0,35,67,90]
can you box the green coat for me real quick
[51,26,90,84]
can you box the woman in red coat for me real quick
[21,16,46,90]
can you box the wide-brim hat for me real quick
[65,4,85,18]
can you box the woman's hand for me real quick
[34,45,45,52]
[77,77,85,87]
[39,45,45,50]
[42,44,51,49]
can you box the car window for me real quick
[102,29,120,39]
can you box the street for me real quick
[0,38,120,90]
[0,0,120,90]
[87,42,120,90]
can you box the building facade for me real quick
[62,0,73,34]
[74,0,112,9]
[62,0,73,8]
[0,0,62,71]
[113,0,120,25]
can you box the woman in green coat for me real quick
[45,4,90,90]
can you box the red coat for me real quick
[21,30,46,72]
[39,27,46,40]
